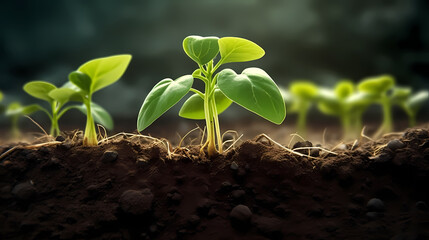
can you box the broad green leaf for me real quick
[335,81,354,100]
[77,54,132,93]
[358,75,395,95]
[290,81,318,100]
[137,75,194,131]
[391,87,411,104]
[6,103,42,116]
[49,88,82,105]
[183,36,219,65]
[69,71,92,93]
[0,91,3,102]
[317,89,341,116]
[406,91,429,113]
[77,102,114,130]
[179,89,232,119]
[346,92,376,110]
[217,68,285,124]
[23,81,56,102]
[218,37,265,64]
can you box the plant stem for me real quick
[50,102,60,137]
[83,100,98,146]
[203,82,216,156]
[211,97,223,153]
[408,113,416,127]
[380,95,393,133]
[297,102,308,137]
[340,114,351,140]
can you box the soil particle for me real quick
[11,181,36,201]
[252,216,283,239]
[55,135,65,142]
[230,204,252,230]
[230,161,239,170]
[292,140,313,155]
[367,198,385,212]
[119,188,154,215]
[387,139,406,151]
[101,150,118,163]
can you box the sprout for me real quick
[137,36,285,157]
[392,87,429,126]
[358,75,395,134]
[69,55,131,146]
[5,102,40,138]
[289,81,318,136]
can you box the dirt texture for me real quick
[1,127,429,240]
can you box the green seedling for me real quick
[137,36,285,157]
[289,81,318,136]
[5,102,40,138]
[345,91,377,137]
[23,81,113,137]
[317,80,355,139]
[358,75,395,134]
[392,87,429,127]
[68,54,131,146]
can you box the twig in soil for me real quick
[24,115,48,136]
[256,134,337,160]
[351,139,359,150]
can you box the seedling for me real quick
[5,102,40,138]
[68,54,132,146]
[391,87,429,126]
[137,36,285,157]
[358,75,395,134]
[289,81,318,136]
[345,91,377,137]
[317,80,354,139]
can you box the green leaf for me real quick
[23,81,57,102]
[77,54,132,93]
[0,91,3,102]
[49,88,82,105]
[406,91,429,113]
[183,36,219,65]
[137,75,194,131]
[179,89,232,119]
[218,37,265,64]
[289,81,318,100]
[317,89,341,116]
[77,103,114,130]
[217,68,285,124]
[391,87,411,104]
[69,71,92,93]
[6,103,42,116]
[335,81,354,100]
[346,92,376,110]
[358,75,395,95]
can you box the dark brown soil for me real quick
[1,127,429,240]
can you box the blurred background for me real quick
[1,0,429,139]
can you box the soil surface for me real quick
[1,127,429,240]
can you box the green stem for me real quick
[380,95,393,133]
[210,96,222,153]
[297,102,308,137]
[408,113,416,127]
[340,114,351,140]
[50,102,60,137]
[10,116,20,139]
[203,82,216,156]
[83,99,98,146]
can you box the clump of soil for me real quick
[1,128,429,240]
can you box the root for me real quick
[177,126,201,149]
[24,115,48,136]
[287,133,306,148]
[224,134,243,152]
[0,141,62,160]
[97,124,108,141]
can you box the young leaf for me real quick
[69,71,92,93]
[137,75,194,131]
[77,54,132,93]
[317,89,341,115]
[406,91,429,113]
[5,103,42,116]
[391,87,411,104]
[290,82,318,100]
[183,36,219,65]
[77,103,114,130]
[179,89,232,119]
[23,81,56,102]
[218,37,265,64]
[358,75,395,95]
[217,68,285,124]
[335,81,354,100]
[49,88,82,106]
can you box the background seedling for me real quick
[358,75,395,135]
[392,87,429,127]
[5,102,40,138]
[69,54,131,146]
[137,36,285,157]
[289,81,318,137]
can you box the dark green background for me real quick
[1,0,428,127]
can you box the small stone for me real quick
[168,192,182,204]
[387,139,405,151]
[366,211,383,220]
[196,198,212,216]
[230,205,252,230]
[370,152,393,163]
[101,150,118,163]
[208,208,218,218]
[220,181,232,191]
[253,216,283,239]
[230,161,238,171]
[415,201,428,211]
[231,190,246,202]
[12,182,37,201]
[55,135,65,142]
[367,198,385,212]
[293,141,313,154]
[119,189,154,215]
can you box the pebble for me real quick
[119,189,154,215]
[230,161,238,171]
[231,190,246,202]
[366,211,383,220]
[253,216,283,239]
[415,201,428,211]
[55,135,66,142]
[196,198,212,216]
[292,141,313,154]
[367,198,385,212]
[12,182,37,201]
[387,139,405,151]
[101,150,118,163]
[370,152,393,163]
[230,205,252,229]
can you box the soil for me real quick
[1,126,429,240]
